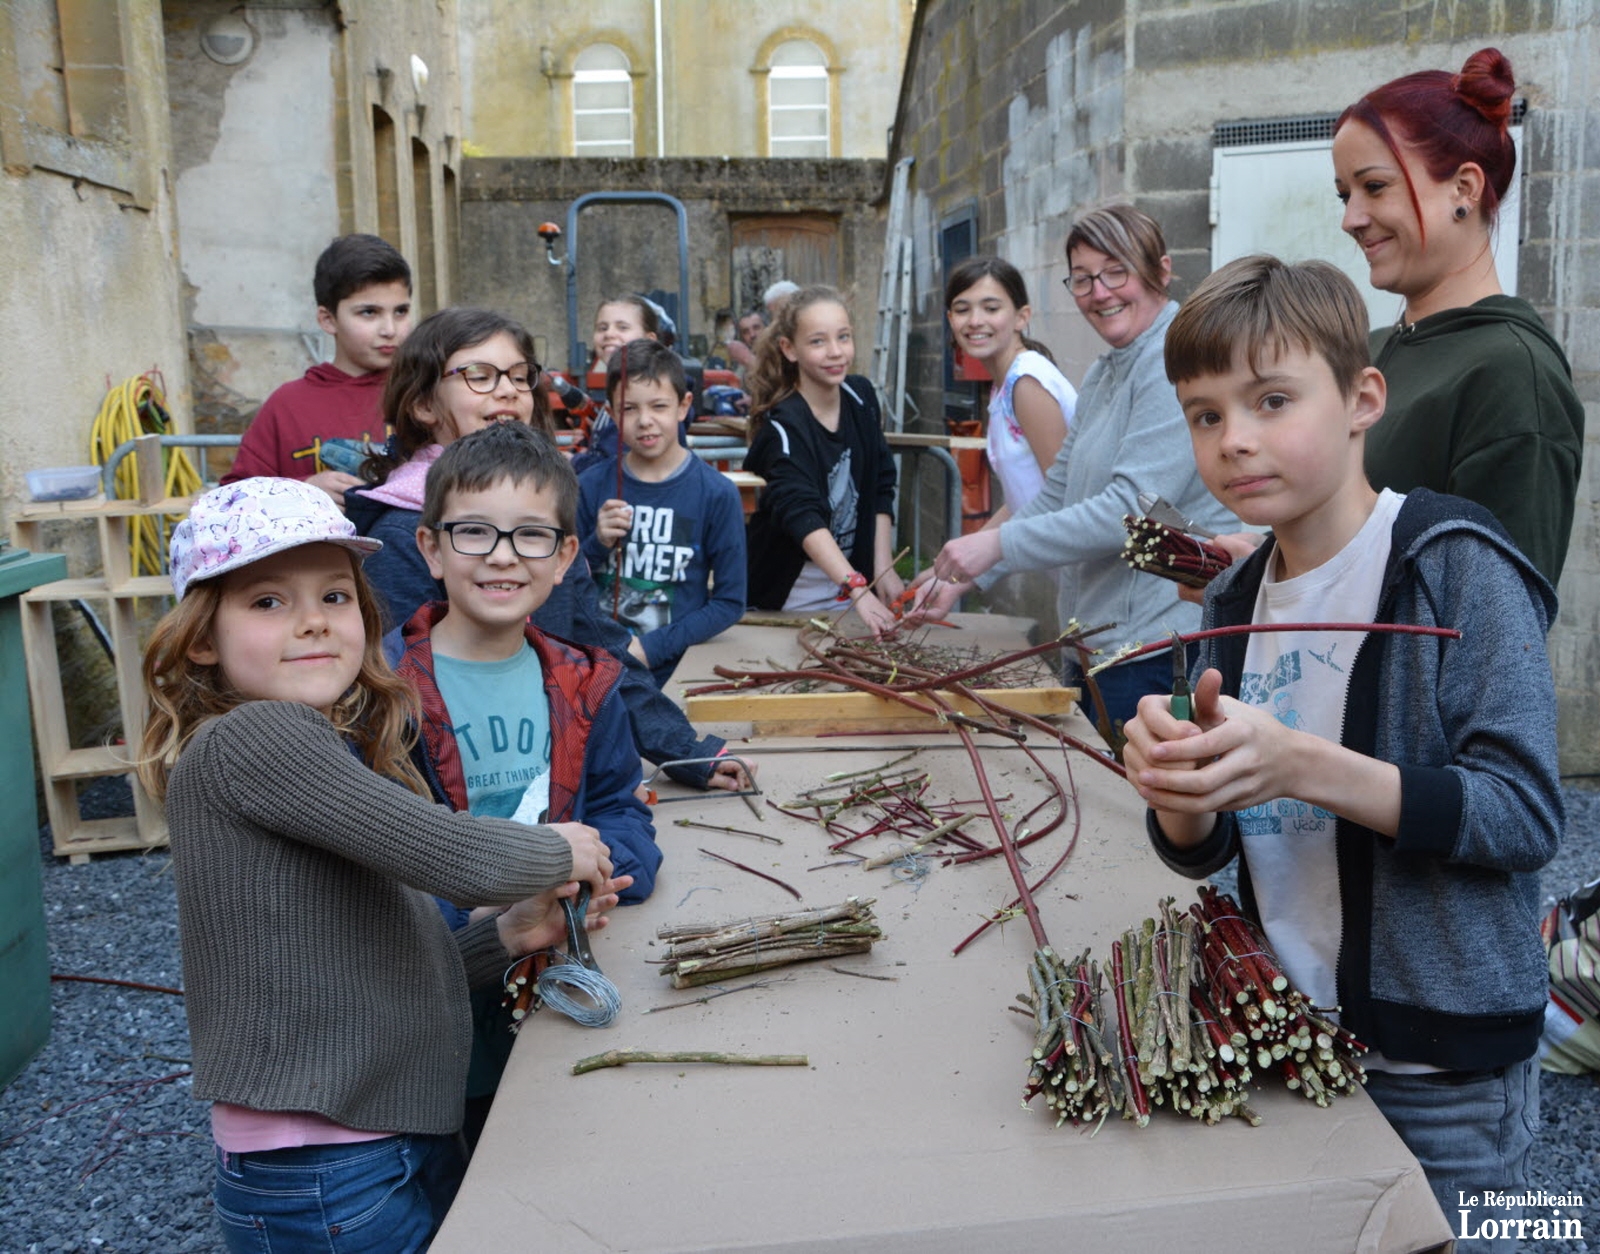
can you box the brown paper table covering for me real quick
[434,620,1453,1253]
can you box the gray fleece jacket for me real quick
[981,301,1235,656]
[1150,491,1561,1070]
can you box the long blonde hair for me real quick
[745,285,850,441]
[137,554,427,802]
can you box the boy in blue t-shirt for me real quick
[577,339,747,688]
[395,420,658,898]
[392,420,659,1144]
[1124,255,1561,1247]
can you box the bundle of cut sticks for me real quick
[1020,889,1366,1128]
[656,899,882,988]
[1122,514,1234,588]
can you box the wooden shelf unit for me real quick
[11,496,192,860]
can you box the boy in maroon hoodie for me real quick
[224,235,413,505]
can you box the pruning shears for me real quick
[1169,629,1193,723]
[1138,491,1218,540]
[888,583,957,626]
[559,882,600,973]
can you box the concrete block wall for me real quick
[890,0,1599,771]
[457,156,886,378]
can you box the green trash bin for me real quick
[0,544,68,1088]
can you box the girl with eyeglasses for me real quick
[908,205,1234,740]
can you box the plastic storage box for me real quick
[25,465,101,502]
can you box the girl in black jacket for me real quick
[743,285,901,635]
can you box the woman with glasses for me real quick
[909,205,1233,739]
[345,307,746,794]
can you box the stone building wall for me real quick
[166,0,467,439]
[457,0,913,160]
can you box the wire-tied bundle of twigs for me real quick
[1122,514,1235,588]
[1020,947,1122,1129]
[655,899,883,988]
[1189,886,1366,1107]
[1022,889,1367,1129]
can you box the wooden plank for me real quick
[48,746,137,779]
[686,685,1076,736]
[20,575,168,601]
[13,495,194,521]
[885,431,987,451]
[22,578,112,601]
[53,813,168,861]
[133,434,166,504]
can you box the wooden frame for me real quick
[686,685,1076,737]
[12,494,188,860]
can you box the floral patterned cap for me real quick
[168,477,382,599]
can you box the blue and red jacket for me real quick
[387,601,660,905]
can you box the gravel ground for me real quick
[2,780,1598,1253]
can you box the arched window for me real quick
[767,40,829,158]
[573,43,633,156]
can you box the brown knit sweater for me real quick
[166,700,573,1135]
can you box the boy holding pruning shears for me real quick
[1123,255,1560,1251]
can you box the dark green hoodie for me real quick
[1367,294,1583,585]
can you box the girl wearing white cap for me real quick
[138,476,627,1252]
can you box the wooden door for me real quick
[730,214,841,313]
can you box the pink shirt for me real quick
[211,1102,389,1153]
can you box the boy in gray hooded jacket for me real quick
[1124,255,1560,1252]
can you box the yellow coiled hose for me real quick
[89,372,203,579]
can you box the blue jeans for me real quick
[213,1133,466,1253]
[1364,1058,1540,1253]
[1063,652,1173,742]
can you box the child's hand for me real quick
[850,589,899,639]
[548,821,612,888]
[1176,532,1262,604]
[875,566,906,607]
[1125,669,1300,814]
[596,499,633,549]
[1122,667,1224,784]
[305,470,363,508]
[495,875,635,958]
[707,756,756,792]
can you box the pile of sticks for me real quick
[1020,947,1121,1128]
[1108,900,1258,1126]
[1190,886,1366,1108]
[655,899,883,989]
[1021,890,1366,1129]
[1122,514,1234,588]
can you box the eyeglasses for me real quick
[1064,264,1131,296]
[434,521,568,559]
[441,361,540,394]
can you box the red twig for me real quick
[1110,621,1462,669]
[611,363,627,621]
[697,847,802,900]
[51,973,183,996]
[951,750,1083,954]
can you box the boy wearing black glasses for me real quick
[394,419,658,1144]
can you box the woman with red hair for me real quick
[1333,47,1583,585]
